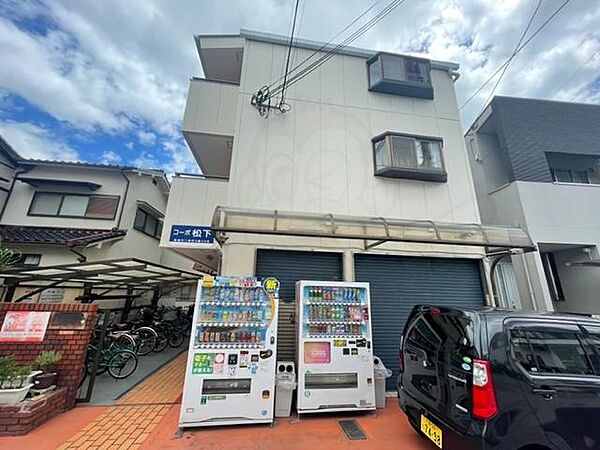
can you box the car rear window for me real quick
[510,328,594,376]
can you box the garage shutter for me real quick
[255,249,343,361]
[354,254,485,389]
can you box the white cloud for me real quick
[0,119,79,161]
[137,130,156,146]
[100,150,122,164]
[0,0,598,171]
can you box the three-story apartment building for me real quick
[466,96,600,314]
[161,30,533,377]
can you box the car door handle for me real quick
[532,387,557,399]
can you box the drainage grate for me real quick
[339,419,367,440]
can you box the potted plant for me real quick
[0,356,33,403]
[33,350,62,390]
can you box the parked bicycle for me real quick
[84,340,138,380]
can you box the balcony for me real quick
[182,79,238,178]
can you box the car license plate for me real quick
[420,415,442,448]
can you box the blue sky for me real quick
[0,0,598,174]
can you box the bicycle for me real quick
[84,340,138,380]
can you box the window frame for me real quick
[133,207,163,240]
[367,53,432,88]
[506,320,599,381]
[27,192,120,220]
[371,132,447,182]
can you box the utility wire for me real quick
[558,48,600,101]
[482,0,543,107]
[269,0,407,98]
[459,0,571,111]
[279,0,301,107]
[266,0,381,91]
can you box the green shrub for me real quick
[35,350,62,371]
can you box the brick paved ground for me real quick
[58,351,187,450]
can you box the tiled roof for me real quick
[0,225,127,246]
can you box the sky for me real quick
[0,0,598,174]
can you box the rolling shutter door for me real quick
[255,249,343,361]
[354,254,485,389]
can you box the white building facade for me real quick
[161,30,532,375]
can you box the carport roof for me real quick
[0,257,201,290]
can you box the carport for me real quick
[0,258,201,404]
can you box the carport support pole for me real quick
[83,309,110,403]
[2,283,16,302]
[151,288,160,309]
[121,285,134,322]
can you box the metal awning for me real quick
[211,207,536,253]
[0,258,201,291]
[18,176,102,190]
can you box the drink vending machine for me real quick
[179,275,280,428]
[295,280,375,413]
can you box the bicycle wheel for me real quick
[168,331,184,348]
[153,332,168,352]
[114,334,136,352]
[134,327,157,356]
[107,350,138,379]
[86,345,108,375]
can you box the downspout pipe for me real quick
[117,170,131,229]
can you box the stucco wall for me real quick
[225,40,480,224]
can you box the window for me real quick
[547,152,600,185]
[134,207,163,239]
[541,252,565,302]
[28,192,119,219]
[583,326,600,372]
[367,53,433,99]
[372,133,447,182]
[510,327,593,376]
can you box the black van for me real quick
[397,305,600,450]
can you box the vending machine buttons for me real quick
[343,348,350,356]
[228,354,238,365]
[351,348,358,355]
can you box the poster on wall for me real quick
[0,311,51,342]
[40,288,65,304]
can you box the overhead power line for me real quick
[252,0,406,117]
[556,48,600,101]
[269,0,407,98]
[279,0,301,109]
[460,0,571,111]
[267,1,381,91]
[482,0,543,107]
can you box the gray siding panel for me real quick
[491,97,600,182]
[255,249,343,362]
[354,254,485,389]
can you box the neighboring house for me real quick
[160,29,533,367]
[466,96,600,314]
[0,138,196,305]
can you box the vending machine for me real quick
[179,275,279,428]
[295,280,375,413]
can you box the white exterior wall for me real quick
[228,40,479,223]
[2,165,126,229]
[183,79,238,136]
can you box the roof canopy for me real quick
[211,207,535,253]
[0,258,201,290]
[0,225,126,246]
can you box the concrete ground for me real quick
[78,339,188,405]
[0,351,433,450]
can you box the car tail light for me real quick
[398,334,404,372]
[471,359,497,419]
